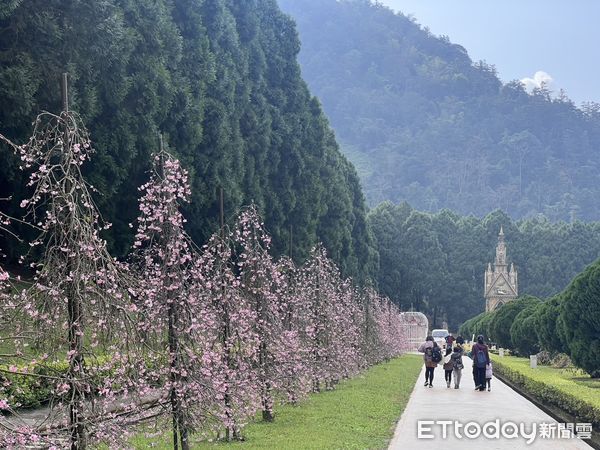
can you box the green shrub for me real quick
[459,310,497,342]
[510,299,542,356]
[533,295,568,354]
[0,360,69,409]
[560,260,600,378]
[477,310,496,342]
[458,312,485,339]
[488,295,540,348]
[0,355,124,410]
[550,353,572,369]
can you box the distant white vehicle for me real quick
[432,329,449,348]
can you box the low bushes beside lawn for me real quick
[493,355,600,431]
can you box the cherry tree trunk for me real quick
[67,291,86,450]
[168,301,189,450]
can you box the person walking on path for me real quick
[450,345,464,388]
[486,361,493,391]
[443,347,454,388]
[471,335,490,391]
[418,336,440,387]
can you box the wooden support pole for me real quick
[289,224,293,260]
[62,73,69,113]
[220,187,225,238]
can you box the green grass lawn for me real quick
[493,355,600,427]
[131,354,423,449]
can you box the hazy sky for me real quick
[379,0,600,105]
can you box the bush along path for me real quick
[493,356,600,444]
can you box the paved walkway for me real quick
[389,362,593,449]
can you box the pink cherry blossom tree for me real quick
[297,245,345,392]
[296,246,407,394]
[131,146,217,450]
[0,109,408,448]
[0,207,16,348]
[0,110,139,449]
[233,206,313,422]
[331,279,363,380]
[275,257,311,404]
[0,206,12,286]
[195,229,259,440]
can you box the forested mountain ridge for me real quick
[279,0,600,222]
[0,0,377,282]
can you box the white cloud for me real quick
[520,71,553,92]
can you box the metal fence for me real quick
[399,311,429,352]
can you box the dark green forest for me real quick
[0,0,377,282]
[279,0,600,221]
[368,202,600,329]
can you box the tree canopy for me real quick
[0,0,376,283]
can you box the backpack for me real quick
[452,353,464,370]
[431,345,442,363]
[475,347,487,368]
[424,346,433,360]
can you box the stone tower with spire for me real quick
[484,227,518,311]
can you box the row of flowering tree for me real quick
[0,104,406,449]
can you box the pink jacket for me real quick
[486,362,493,378]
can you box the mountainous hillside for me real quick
[279,0,600,221]
[0,0,377,281]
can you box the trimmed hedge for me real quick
[560,261,600,378]
[510,301,541,356]
[493,357,600,430]
[458,311,493,341]
[532,295,567,354]
[488,295,540,348]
